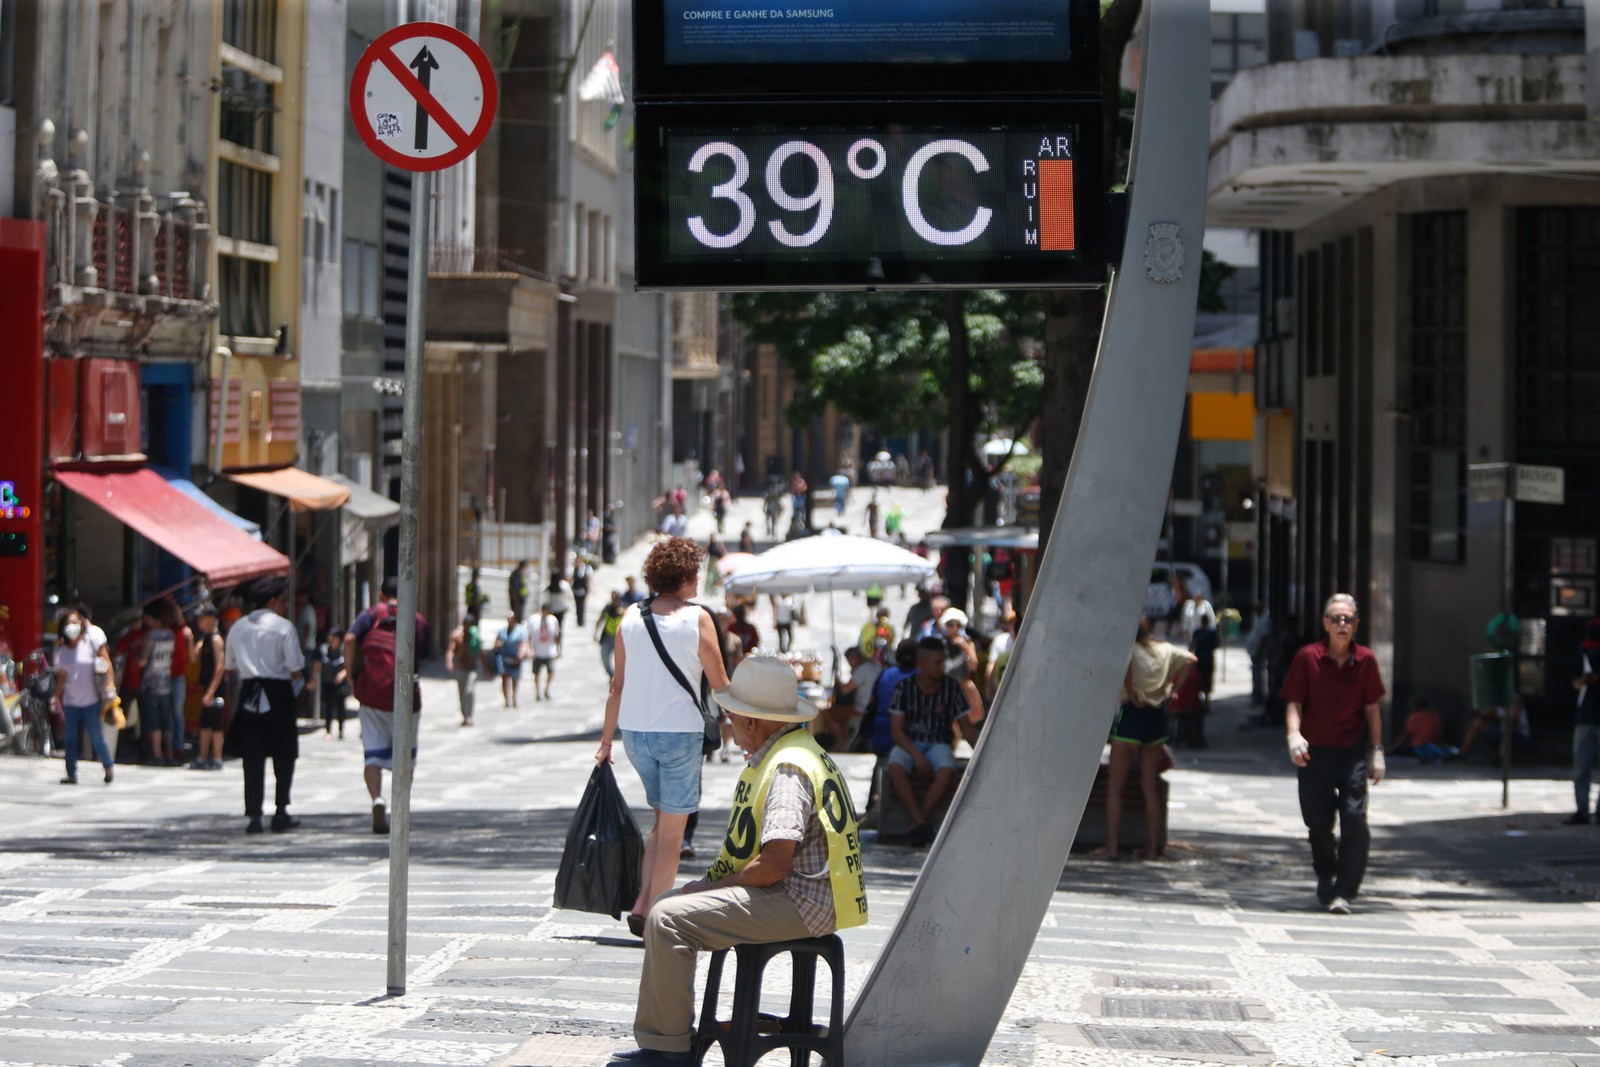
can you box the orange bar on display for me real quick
[1039,159,1075,251]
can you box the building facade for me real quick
[1213,0,1599,733]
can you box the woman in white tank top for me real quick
[597,537,731,935]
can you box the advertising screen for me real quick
[636,103,1108,290]
[636,0,1099,99]
[662,0,1071,68]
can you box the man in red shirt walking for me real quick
[1282,593,1387,915]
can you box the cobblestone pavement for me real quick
[2,492,1598,1066]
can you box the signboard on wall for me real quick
[0,221,47,653]
[1468,462,1565,505]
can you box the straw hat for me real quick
[712,655,818,723]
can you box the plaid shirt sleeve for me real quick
[762,766,812,843]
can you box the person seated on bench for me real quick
[818,647,880,750]
[887,636,985,847]
[612,655,868,1067]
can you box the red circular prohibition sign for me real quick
[350,22,498,173]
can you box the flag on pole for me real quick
[577,52,624,105]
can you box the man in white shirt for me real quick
[661,503,689,539]
[531,603,561,702]
[223,577,306,835]
[1181,590,1217,644]
[819,647,881,750]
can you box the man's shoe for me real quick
[1316,878,1336,906]
[246,817,265,834]
[1327,896,1352,915]
[679,841,696,861]
[59,775,78,785]
[1562,811,1591,826]
[609,1048,691,1065]
[372,799,390,835]
[104,768,113,785]
[270,813,301,833]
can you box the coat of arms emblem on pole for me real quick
[1144,223,1184,283]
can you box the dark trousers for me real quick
[1297,743,1371,900]
[227,678,299,819]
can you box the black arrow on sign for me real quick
[409,45,440,151]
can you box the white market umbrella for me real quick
[722,531,935,684]
[982,437,1032,458]
[721,529,935,596]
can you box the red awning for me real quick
[55,468,290,587]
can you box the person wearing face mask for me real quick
[55,608,116,784]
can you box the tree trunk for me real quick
[1038,0,1143,554]
[1039,290,1104,550]
[943,291,976,611]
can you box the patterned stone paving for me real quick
[3,494,1599,1066]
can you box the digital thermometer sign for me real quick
[637,104,1108,290]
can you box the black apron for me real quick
[223,677,299,761]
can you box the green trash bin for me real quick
[1219,608,1242,642]
[1470,652,1516,708]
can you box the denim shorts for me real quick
[620,729,703,815]
[888,740,956,774]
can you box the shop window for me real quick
[1210,12,1266,97]
[219,68,276,154]
[0,0,16,106]
[219,256,271,338]
[222,0,277,64]
[1550,537,1597,618]
[569,0,619,167]
[218,160,273,246]
[1406,211,1467,564]
[341,239,381,321]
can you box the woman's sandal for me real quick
[627,913,645,938]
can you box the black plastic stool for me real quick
[694,935,845,1067]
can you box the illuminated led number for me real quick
[687,142,756,249]
[902,139,994,247]
[765,140,834,248]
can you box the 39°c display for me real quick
[636,106,1109,290]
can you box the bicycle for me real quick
[7,650,58,757]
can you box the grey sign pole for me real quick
[387,167,432,997]
[844,2,1210,1063]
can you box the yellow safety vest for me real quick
[706,729,868,931]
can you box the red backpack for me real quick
[353,603,422,712]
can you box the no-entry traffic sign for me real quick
[350,22,497,172]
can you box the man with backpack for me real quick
[347,578,430,835]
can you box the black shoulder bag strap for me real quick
[640,595,720,753]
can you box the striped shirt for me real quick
[889,675,966,745]
[750,725,835,937]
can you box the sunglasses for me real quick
[1325,614,1357,625]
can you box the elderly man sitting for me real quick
[610,655,868,1066]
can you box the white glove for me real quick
[1287,731,1309,763]
[1369,749,1386,784]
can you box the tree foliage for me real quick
[728,289,1045,440]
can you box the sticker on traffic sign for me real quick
[350,22,497,173]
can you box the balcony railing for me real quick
[49,184,212,303]
[428,243,557,285]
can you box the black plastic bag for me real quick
[554,762,645,919]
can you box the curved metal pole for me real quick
[843,4,1210,1063]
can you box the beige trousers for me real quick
[634,884,812,1052]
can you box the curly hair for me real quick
[643,536,704,594]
